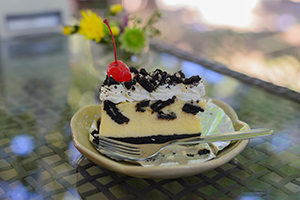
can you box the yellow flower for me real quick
[78,10,105,42]
[111,26,120,36]
[104,21,120,36]
[109,4,123,15]
[62,26,74,35]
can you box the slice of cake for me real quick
[99,67,207,144]
[94,19,206,144]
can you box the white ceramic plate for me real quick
[71,99,249,179]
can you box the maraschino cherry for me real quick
[103,19,131,82]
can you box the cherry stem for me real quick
[103,19,118,65]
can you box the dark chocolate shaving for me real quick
[103,100,129,124]
[136,100,150,112]
[182,103,204,115]
[150,96,176,113]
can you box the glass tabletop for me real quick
[0,35,300,200]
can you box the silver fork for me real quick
[98,128,274,161]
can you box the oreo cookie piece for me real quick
[183,75,201,85]
[129,67,139,74]
[176,70,185,79]
[135,74,155,92]
[182,103,204,115]
[159,71,168,85]
[136,100,150,112]
[150,96,176,113]
[169,75,182,84]
[157,111,177,120]
[103,100,130,124]
[170,70,185,84]
[151,70,168,86]
[151,69,163,76]
[198,149,210,155]
[150,69,163,88]
[103,76,120,86]
[91,130,100,144]
[139,68,149,76]
[124,79,136,90]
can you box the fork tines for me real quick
[99,137,141,156]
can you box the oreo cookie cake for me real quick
[98,67,207,144]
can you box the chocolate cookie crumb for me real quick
[198,149,210,155]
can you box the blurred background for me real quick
[1,0,300,93]
[1,1,300,199]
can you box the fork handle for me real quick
[171,128,274,145]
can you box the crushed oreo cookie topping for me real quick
[100,67,205,105]
[102,68,202,92]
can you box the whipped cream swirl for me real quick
[100,68,205,103]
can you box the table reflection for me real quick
[75,155,261,199]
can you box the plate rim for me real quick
[71,98,249,179]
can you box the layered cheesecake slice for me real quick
[98,67,207,144]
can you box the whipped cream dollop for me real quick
[100,68,205,103]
